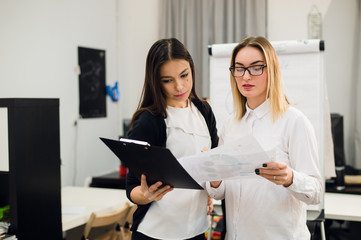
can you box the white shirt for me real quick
[137,101,211,239]
[207,100,323,240]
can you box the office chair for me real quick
[119,204,137,240]
[82,202,131,240]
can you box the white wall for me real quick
[268,0,359,166]
[0,0,162,186]
[117,0,163,120]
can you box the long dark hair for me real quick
[130,38,202,128]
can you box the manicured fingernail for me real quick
[255,169,260,175]
[262,163,267,167]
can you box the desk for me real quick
[214,192,361,222]
[324,192,361,222]
[62,186,130,232]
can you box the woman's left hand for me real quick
[255,162,294,187]
[207,195,213,215]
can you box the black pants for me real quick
[132,231,205,240]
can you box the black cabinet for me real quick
[0,98,62,239]
[90,171,126,189]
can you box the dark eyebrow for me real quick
[235,60,264,66]
[160,67,189,79]
[179,67,189,75]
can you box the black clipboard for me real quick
[100,137,203,190]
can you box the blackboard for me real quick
[78,47,106,118]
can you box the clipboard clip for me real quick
[119,138,150,147]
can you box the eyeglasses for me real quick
[229,64,267,77]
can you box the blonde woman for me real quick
[208,36,323,239]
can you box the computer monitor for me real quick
[330,113,345,190]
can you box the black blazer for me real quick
[126,98,218,231]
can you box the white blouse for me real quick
[137,101,211,239]
[207,100,323,240]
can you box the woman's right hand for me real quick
[140,174,173,202]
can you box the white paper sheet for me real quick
[178,135,274,182]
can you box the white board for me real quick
[209,39,335,218]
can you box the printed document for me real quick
[178,135,274,182]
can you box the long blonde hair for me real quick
[229,36,289,121]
